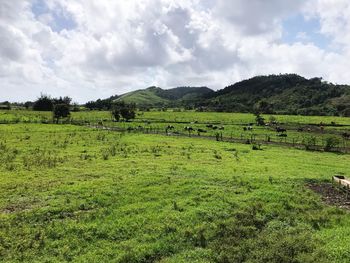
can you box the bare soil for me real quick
[308,182,350,210]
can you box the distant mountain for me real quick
[86,74,350,116]
[115,86,214,108]
[203,74,350,116]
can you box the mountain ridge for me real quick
[86,74,350,116]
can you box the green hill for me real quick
[87,74,350,116]
[203,74,350,116]
[115,86,214,108]
[116,87,169,107]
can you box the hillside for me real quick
[87,74,350,116]
[203,74,350,116]
[115,86,214,108]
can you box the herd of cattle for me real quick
[114,121,350,141]
[171,123,350,140]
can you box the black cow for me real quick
[197,128,207,135]
[276,127,287,133]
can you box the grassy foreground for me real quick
[0,124,350,262]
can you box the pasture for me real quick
[0,111,350,262]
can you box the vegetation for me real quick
[114,86,214,109]
[53,104,71,124]
[86,74,350,116]
[111,101,136,122]
[33,95,54,111]
[85,95,119,111]
[205,74,350,116]
[0,122,349,262]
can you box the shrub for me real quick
[252,144,262,150]
[324,136,340,151]
[302,136,317,151]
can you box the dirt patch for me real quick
[308,182,350,210]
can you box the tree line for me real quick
[27,95,136,123]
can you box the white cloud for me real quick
[1,0,350,103]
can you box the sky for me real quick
[1,0,350,103]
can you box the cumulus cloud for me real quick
[1,0,350,102]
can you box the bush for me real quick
[252,144,262,150]
[302,136,317,151]
[324,136,340,151]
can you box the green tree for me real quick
[111,102,136,122]
[255,100,274,114]
[33,95,53,111]
[53,104,70,124]
[24,101,33,109]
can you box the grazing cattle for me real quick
[212,125,218,130]
[276,127,286,133]
[184,126,194,132]
[206,124,213,128]
[218,126,225,130]
[243,126,253,131]
[197,128,207,135]
[297,127,303,132]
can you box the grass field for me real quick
[1,122,350,262]
[1,109,350,126]
[1,110,350,151]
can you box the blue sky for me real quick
[282,14,331,50]
[31,0,76,32]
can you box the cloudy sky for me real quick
[1,0,350,103]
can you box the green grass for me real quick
[2,110,350,126]
[0,123,350,262]
[2,110,349,150]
